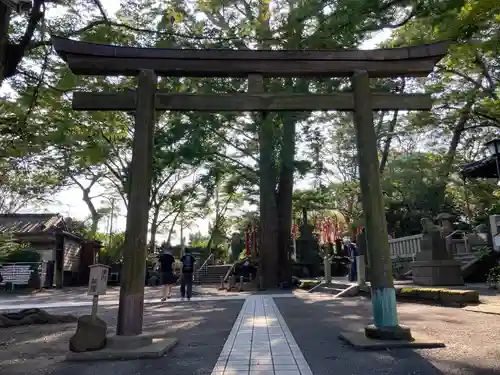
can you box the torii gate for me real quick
[52,37,449,342]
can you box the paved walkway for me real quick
[213,296,313,375]
[2,289,500,375]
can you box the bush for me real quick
[487,266,500,289]
[2,248,41,264]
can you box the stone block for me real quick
[364,324,412,341]
[69,315,107,353]
[439,290,479,304]
[339,330,445,350]
[412,260,464,286]
[66,334,178,361]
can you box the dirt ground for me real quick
[0,300,244,375]
[276,296,500,375]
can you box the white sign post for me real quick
[87,264,110,321]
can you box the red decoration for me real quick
[324,221,331,243]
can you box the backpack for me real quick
[181,255,194,273]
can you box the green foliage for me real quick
[0,234,26,262]
[1,246,41,264]
[97,232,125,264]
[1,0,499,264]
[486,266,500,289]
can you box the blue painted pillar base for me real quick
[366,287,413,341]
[371,287,399,327]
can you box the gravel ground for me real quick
[275,296,500,375]
[0,299,243,375]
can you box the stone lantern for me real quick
[435,212,454,238]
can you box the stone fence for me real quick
[388,232,482,259]
[389,234,422,259]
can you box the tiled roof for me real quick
[0,213,65,233]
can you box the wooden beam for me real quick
[64,55,440,78]
[72,92,433,111]
[52,37,450,78]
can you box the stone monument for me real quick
[295,208,320,276]
[411,213,464,286]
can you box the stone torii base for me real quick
[66,333,179,361]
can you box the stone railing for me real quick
[389,234,422,259]
[388,232,483,259]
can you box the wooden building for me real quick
[0,213,99,287]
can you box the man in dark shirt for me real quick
[158,247,176,301]
[180,249,196,301]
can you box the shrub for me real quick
[487,266,500,289]
[2,248,41,264]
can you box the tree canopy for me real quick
[0,0,498,282]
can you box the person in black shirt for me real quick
[180,249,196,301]
[158,248,176,301]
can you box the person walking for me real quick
[158,246,176,301]
[343,239,358,282]
[180,249,196,301]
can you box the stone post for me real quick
[117,70,157,336]
[352,71,411,340]
[356,230,367,284]
[324,256,331,284]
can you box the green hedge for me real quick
[1,249,41,264]
[397,287,479,304]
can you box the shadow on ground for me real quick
[0,299,243,375]
[0,285,251,306]
[276,296,500,375]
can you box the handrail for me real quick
[446,230,466,239]
[198,253,214,271]
[194,253,214,284]
[223,262,236,282]
[445,230,469,254]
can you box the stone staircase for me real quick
[195,264,232,285]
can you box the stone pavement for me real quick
[213,296,313,375]
[1,292,500,375]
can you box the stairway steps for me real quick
[196,265,233,284]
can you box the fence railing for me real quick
[194,253,214,284]
[388,232,477,260]
[389,234,422,259]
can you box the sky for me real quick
[13,0,392,245]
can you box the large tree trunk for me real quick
[277,113,296,283]
[0,3,10,86]
[379,110,399,173]
[81,188,100,238]
[259,113,279,288]
[165,211,181,245]
[71,175,100,238]
[436,99,475,206]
